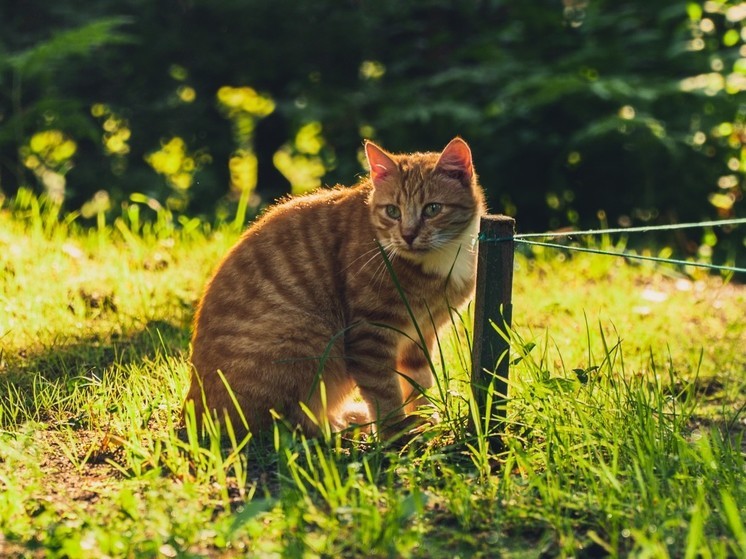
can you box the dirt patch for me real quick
[31,430,125,511]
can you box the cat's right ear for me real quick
[365,141,398,187]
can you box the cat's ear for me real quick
[436,137,473,184]
[365,141,398,186]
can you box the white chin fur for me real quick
[419,216,479,285]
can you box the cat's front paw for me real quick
[331,400,372,434]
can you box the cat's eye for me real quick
[422,203,443,218]
[385,205,401,219]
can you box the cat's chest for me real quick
[396,241,478,322]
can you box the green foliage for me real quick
[3,17,132,77]
[0,15,133,160]
[0,1,744,259]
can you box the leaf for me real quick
[573,366,598,384]
[511,342,536,366]
[398,491,425,522]
[720,489,746,551]
[229,498,276,534]
[6,17,134,76]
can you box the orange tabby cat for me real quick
[186,137,486,438]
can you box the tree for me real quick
[1,0,743,256]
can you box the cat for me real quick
[186,137,486,439]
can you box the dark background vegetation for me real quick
[1,0,744,258]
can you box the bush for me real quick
[0,0,743,257]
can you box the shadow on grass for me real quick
[0,319,190,427]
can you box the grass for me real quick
[1,190,745,558]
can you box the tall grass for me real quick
[0,191,744,557]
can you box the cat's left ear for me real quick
[365,141,399,187]
[436,137,473,184]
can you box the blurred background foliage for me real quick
[0,0,744,259]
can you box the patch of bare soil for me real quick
[33,429,126,511]
[0,429,126,558]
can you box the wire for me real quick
[511,217,746,240]
[513,239,745,274]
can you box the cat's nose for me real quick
[401,231,417,246]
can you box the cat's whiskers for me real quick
[350,244,388,276]
[345,242,383,266]
[431,229,477,251]
[370,242,398,290]
[434,240,475,258]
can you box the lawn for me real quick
[1,191,745,558]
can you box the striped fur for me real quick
[186,138,486,438]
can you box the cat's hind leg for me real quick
[396,340,436,414]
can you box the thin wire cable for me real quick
[514,238,746,274]
[511,217,746,239]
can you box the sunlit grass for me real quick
[0,191,744,557]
